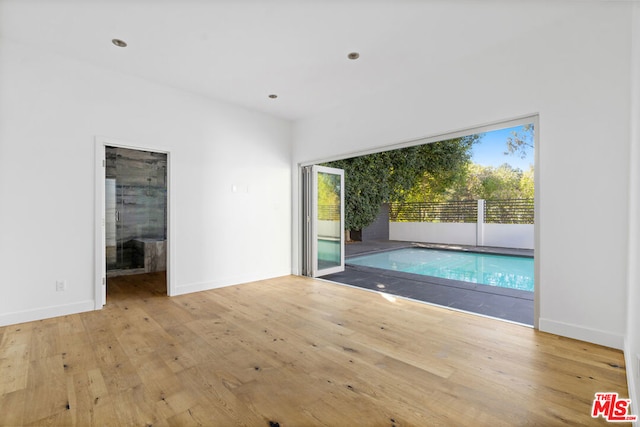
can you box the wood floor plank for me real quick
[175,365,267,425]
[0,389,25,426]
[0,330,31,396]
[0,273,631,426]
[23,356,68,425]
[28,320,60,362]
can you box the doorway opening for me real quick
[105,146,167,276]
[95,139,171,307]
[300,116,538,326]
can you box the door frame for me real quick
[296,114,538,328]
[94,137,173,308]
[300,165,345,278]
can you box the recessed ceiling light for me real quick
[347,52,360,60]
[111,39,127,48]
[268,94,278,99]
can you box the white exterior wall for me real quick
[0,40,292,325]
[389,223,534,250]
[390,223,477,246]
[483,224,534,250]
[292,2,631,349]
[318,220,341,238]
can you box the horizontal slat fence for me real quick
[318,205,340,221]
[390,200,478,223]
[484,199,534,224]
[391,199,533,224]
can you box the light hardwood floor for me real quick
[0,273,630,426]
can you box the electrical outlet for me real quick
[56,280,66,292]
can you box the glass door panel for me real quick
[312,165,345,277]
[105,178,117,269]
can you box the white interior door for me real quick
[304,165,345,277]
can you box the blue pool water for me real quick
[318,238,341,269]
[348,248,534,291]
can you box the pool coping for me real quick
[344,264,534,301]
[345,240,534,258]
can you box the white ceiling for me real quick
[0,0,578,121]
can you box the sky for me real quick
[471,124,534,170]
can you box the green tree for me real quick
[519,165,535,199]
[323,134,479,234]
[420,163,532,201]
[480,164,523,199]
[317,172,340,207]
[505,123,534,159]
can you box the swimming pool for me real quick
[348,248,534,292]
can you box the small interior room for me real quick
[105,146,167,277]
[104,145,168,299]
[0,0,639,424]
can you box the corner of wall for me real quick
[624,3,640,414]
[626,1,640,418]
[625,338,639,423]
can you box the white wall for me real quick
[318,220,341,239]
[292,3,631,349]
[390,223,477,246]
[483,224,534,250]
[625,2,640,415]
[389,222,534,250]
[0,39,292,325]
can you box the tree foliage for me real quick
[323,135,479,231]
[320,126,535,235]
[505,123,534,159]
[403,124,535,203]
[442,163,534,201]
[402,162,534,204]
[317,172,340,208]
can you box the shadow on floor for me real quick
[323,240,534,326]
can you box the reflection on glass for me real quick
[317,172,342,270]
[105,147,167,272]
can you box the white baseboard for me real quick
[538,317,624,350]
[173,271,291,296]
[0,300,96,327]
[0,272,291,326]
[173,279,233,295]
